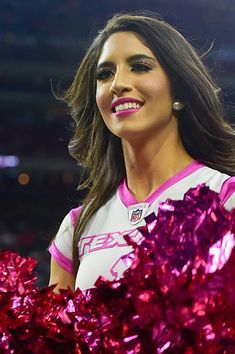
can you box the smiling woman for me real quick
[96,32,176,145]
[48,12,235,293]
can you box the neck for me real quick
[122,124,194,202]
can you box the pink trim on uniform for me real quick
[48,242,74,275]
[118,179,137,206]
[118,160,204,207]
[219,176,235,206]
[69,206,83,228]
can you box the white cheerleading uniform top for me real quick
[48,161,235,291]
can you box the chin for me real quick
[116,128,149,144]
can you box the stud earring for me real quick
[172,100,184,111]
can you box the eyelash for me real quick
[132,62,152,72]
[96,62,152,81]
[96,69,113,81]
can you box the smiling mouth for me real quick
[112,102,143,113]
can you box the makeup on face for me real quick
[96,32,175,141]
[111,96,144,117]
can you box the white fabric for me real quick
[51,163,234,290]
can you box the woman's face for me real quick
[96,31,176,143]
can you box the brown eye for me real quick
[131,63,152,72]
[96,69,113,81]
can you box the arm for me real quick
[49,256,75,293]
[48,206,82,293]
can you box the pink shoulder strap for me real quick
[69,205,83,227]
[219,176,235,205]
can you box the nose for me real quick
[110,69,132,96]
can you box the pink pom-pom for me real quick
[0,185,234,353]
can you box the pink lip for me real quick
[111,97,144,111]
[114,108,142,117]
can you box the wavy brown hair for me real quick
[61,12,235,272]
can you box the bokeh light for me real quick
[18,172,30,185]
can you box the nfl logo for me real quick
[130,208,143,223]
[128,203,149,225]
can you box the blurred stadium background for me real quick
[0,0,234,286]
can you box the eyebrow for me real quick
[97,54,156,70]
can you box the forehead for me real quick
[98,31,155,64]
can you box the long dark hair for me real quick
[62,12,235,272]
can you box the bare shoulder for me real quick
[49,257,75,293]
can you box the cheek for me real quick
[95,89,103,112]
[96,85,110,116]
[152,84,171,102]
[142,74,172,102]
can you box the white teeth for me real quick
[114,102,141,112]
